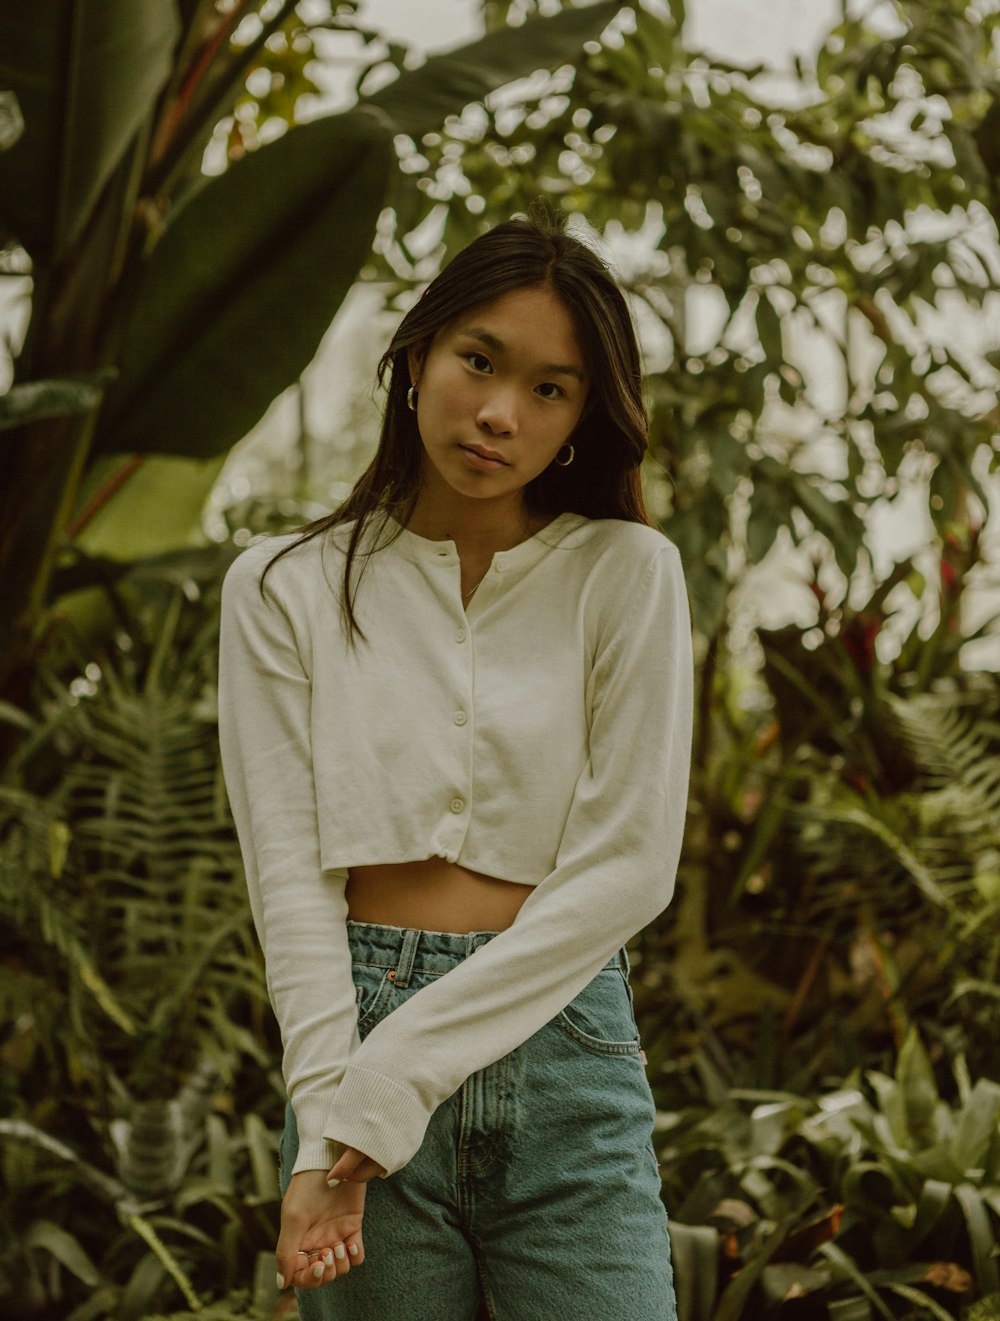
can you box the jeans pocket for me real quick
[555,966,642,1056]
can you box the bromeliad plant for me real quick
[660,1029,1000,1321]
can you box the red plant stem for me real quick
[150,0,256,169]
[66,457,146,539]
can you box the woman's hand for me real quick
[328,1143,387,1184]
[276,1170,366,1292]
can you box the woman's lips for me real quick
[460,445,507,469]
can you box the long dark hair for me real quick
[262,208,653,644]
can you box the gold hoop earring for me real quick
[406,386,418,412]
[554,443,574,467]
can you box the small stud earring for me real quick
[406,386,418,412]
[554,442,574,467]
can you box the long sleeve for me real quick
[218,544,361,1174]
[323,543,694,1176]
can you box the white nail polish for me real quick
[326,1177,341,1187]
[349,1243,359,1257]
[334,1244,347,1260]
[276,1273,285,1289]
[312,1263,325,1279]
[323,1250,334,1266]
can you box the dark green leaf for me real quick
[0,1,181,261]
[896,1027,939,1142]
[0,371,116,431]
[756,293,784,364]
[954,1183,1000,1295]
[95,110,394,458]
[23,1219,100,1286]
[746,491,782,563]
[713,1215,800,1321]
[950,1080,1000,1177]
[668,1222,719,1321]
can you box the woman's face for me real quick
[407,283,589,510]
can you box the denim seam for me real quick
[470,1052,508,1177]
[351,959,448,977]
[553,1010,642,1056]
[468,1225,499,1320]
[456,1075,473,1219]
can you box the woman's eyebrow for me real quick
[459,327,585,381]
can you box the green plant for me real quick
[0,0,625,691]
[0,1105,285,1321]
[142,1291,277,1321]
[0,550,291,1319]
[660,1029,1000,1321]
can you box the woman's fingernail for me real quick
[322,1250,334,1266]
[312,1263,325,1279]
[276,1273,285,1290]
[326,1177,341,1187]
[334,1244,347,1261]
[348,1243,359,1257]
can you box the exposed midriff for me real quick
[345,858,534,934]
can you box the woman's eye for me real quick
[535,382,565,400]
[464,353,492,373]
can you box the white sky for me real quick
[359,0,841,65]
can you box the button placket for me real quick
[449,572,474,848]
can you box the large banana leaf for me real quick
[0,0,181,264]
[93,1,626,460]
[95,109,393,458]
[74,455,228,559]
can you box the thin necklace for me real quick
[462,573,487,605]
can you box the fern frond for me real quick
[886,692,1000,833]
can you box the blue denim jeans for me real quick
[278,920,677,1320]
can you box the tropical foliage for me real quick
[0,0,619,690]
[2,0,999,1318]
[660,1029,1000,1320]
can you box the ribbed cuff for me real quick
[290,1093,337,1175]
[322,1065,430,1178]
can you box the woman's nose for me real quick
[477,390,518,436]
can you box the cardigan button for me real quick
[454,711,467,726]
[455,628,466,643]
[450,797,465,813]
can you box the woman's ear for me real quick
[406,345,424,390]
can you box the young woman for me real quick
[218,212,694,1320]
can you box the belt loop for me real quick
[617,946,630,977]
[465,930,492,958]
[393,929,420,988]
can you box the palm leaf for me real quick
[0,2,181,262]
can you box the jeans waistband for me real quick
[346,920,629,987]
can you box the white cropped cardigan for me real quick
[218,510,694,1177]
